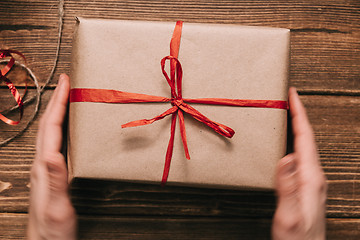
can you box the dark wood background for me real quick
[0,0,359,239]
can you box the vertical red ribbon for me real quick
[0,50,26,125]
[164,21,186,185]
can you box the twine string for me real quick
[0,0,64,146]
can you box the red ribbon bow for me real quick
[0,50,26,125]
[70,21,288,185]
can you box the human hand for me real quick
[27,74,77,240]
[272,87,327,240]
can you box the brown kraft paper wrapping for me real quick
[68,17,289,190]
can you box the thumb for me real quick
[272,154,303,239]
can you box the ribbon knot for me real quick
[171,98,184,107]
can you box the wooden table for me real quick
[0,1,359,239]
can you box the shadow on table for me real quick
[70,179,276,239]
[70,179,276,217]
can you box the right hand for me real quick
[272,87,327,240]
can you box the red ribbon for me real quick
[70,21,289,185]
[0,50,26,125]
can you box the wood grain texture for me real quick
[0,90,359,218]
[0,1,359,238]
[1,213,360,240]
[0,0,359,93]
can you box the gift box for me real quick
[68,17,289,190]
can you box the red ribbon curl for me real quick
[0,50,26,125]
[70,21,289,185]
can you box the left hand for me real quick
[27,74,77,240]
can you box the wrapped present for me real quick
[68,17,289,190]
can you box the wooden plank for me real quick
[0,90,359,217]
[1,213,360,240]
[0,1,359,239]
[0,0,61,88]
[0,0,359,93]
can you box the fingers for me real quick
[45,152,76,230]
[44,74,70,126]
[37,74,70,155]
[273,154,304,240]
[288,87,318,167]
[46,152,69,199]
[32,73,70,214]
[275,154,299,211]
[273,90,327,239]
[29,73,77,240]
[284,88,327,239]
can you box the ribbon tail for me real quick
[178,110,190,160]
[161,112,177,186]
[122,106,178,128]
[179,102,235,138]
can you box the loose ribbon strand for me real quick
[0,0,63,147]
[0,50,26,125]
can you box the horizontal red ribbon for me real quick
[69,21,288,185]
[0,50,26,125]
[70,88,288,110]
